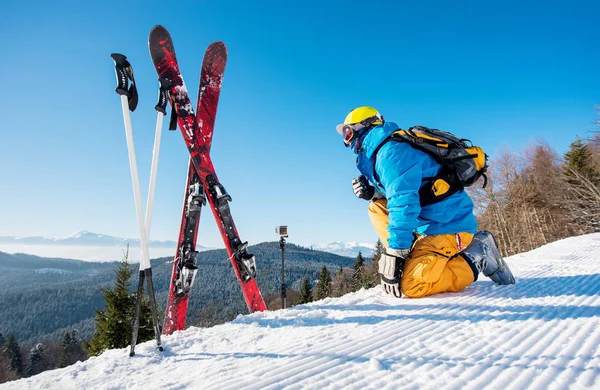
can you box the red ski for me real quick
[162,40,229,335]
[149,26,267,327]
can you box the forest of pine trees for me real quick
[0,330,88,384]
[0,250,153,384]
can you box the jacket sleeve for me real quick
[375,143,422,250]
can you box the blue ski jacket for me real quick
[353,122,478,250]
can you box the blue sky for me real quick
[0,0,598,249]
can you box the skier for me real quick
[337,106,515,298]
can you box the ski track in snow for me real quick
[2,234,600,390]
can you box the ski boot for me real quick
[461,231,515,285]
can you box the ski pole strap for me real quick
[169,107,178,131]
[166,82,177,130]
[110,53,139,112]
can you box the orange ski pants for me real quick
[368,199,475,298]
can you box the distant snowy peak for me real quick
[0,230,200,249]
[60,230,98,240]
[312,241,376,258]
[58,230,130,246]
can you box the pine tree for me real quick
[59,332,74,368]
[354,251,365,271]
[351,251,366,291]
[85,249,154,356]
[26,344,44,377]
[564,136,597,180]
[297,277,313,305]
[314,266,332,300]
[364,239,385,287]
[3,334,22,376]
[372,239,384,273]
[0,332,4,348]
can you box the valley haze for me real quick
[0,230,370,261]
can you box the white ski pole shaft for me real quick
[119,94,152,271]
[140,111,164,268]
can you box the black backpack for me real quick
[372,126,488,206]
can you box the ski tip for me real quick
[149,25,170,41]
[204,41,228,62]
[150,24,167,32]
[209,41,227,52]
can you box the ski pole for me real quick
[130,78,169,356]
[110,53,151,275]
[111,54,163,356]
[142,78,169,263]
[138,79,170,354]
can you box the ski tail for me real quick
[163,160,199,335]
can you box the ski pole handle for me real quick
[111,53,138,111]
[155,78,170,115]
[111,53,131,96]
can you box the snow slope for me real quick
[4,234,600,389]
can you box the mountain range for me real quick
[0,230,373,260]
[0,230,180,248]
[0,242,353,344]
[310,241,376,258]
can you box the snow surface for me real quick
[4,234,600,389]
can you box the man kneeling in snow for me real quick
[336,106,515,298]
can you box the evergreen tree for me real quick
[314,265,332,300]
[0,333,4,349]
[364,239,385,287]
[85,249,154,356]
[351,251,366,291]
[3,334,22,376]
[564,136,597,180]
[59,332,74,368]
[353,251,365,271]
[297,277,313,304]
[372,239,384,272]
[26,344,44,377]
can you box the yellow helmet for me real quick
[336,106,384,147]
[343,106,384,126]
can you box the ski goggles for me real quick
[336,116,383,147]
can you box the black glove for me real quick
[379,248,410,298]
[352,175,382,201]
